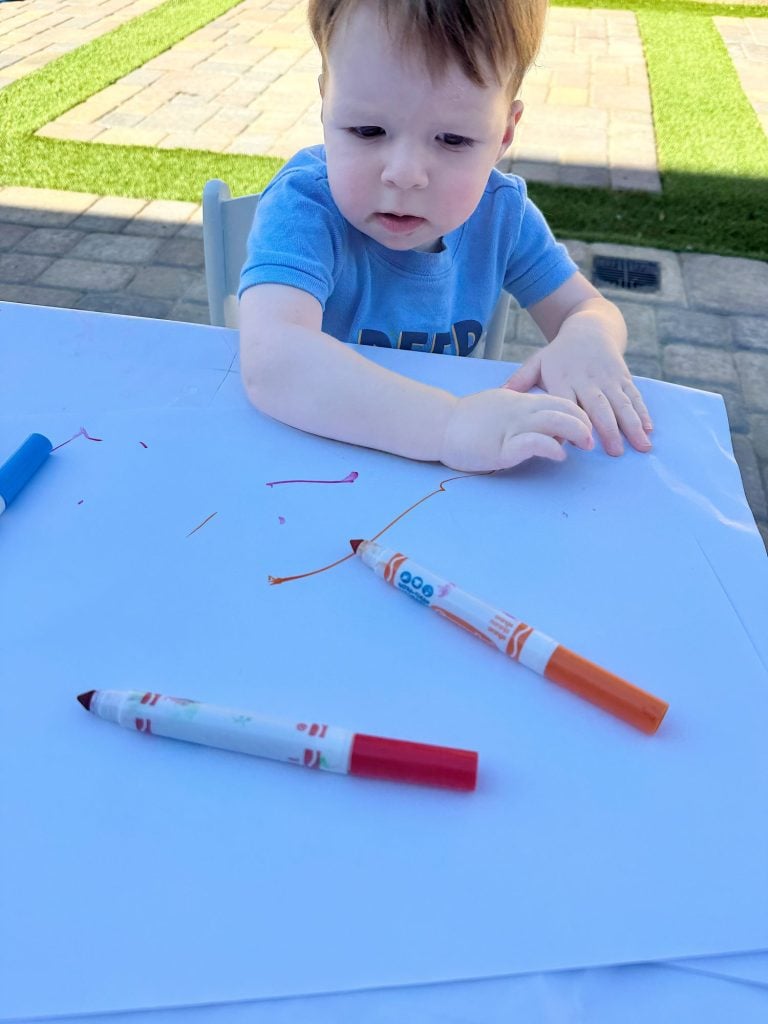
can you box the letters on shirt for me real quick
[356,319,483,356]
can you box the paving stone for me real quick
[0,252,54,283]
[625,354,662,381]
[662,344,739,389]
[500,342,541,367]
[732,315,768,352]
[656,308,732,348]
[123,200,199,238]
[0,202,82,229]
[167,299,212,325]
[75,292,173,319]
[0,223,32,251]
[561,238,592,273]
[127,265,202,299]
[731,434,768,522]
[735,351,768,412]
[682,254,768,317]
[0,282,84,308]
[749,413,768,461]
[154,236,205,268]
[15,227,84,256]
[180,275,211,304]
[559,164,611,188]
[513,313,547,345]
[176,222,204,241]
[69,233,163,264]
[39,258,136,292]
[613,301,659,358]
[713,387,750,435]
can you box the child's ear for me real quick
[498,100,524,158]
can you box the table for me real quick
[2,301,768,1023]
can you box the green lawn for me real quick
[0,0,766,258]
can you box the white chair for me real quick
[202,178,511,359]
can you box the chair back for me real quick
[202,178,511,356]
[203,179,259,328]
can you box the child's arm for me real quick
[240,284,594,472]
[503,272,653,456]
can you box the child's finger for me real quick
[499,432,566,468]
[623,381,653,433]
[577,388,624,456]
[604,384,652,452]
[530,408,594,450]
[502,352,542,392]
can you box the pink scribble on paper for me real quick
[186,511,218,538]
[266,471,358,487]
[278,516,286,525]
[51,427,103,452]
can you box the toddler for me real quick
[238,0,653,471]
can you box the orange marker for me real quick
[350,539,668,734]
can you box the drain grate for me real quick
[592,256,661,293]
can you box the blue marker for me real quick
[0,433,52,515]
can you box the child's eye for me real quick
[349,126,384,139]
[438,133,474,148]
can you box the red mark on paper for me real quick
[266,471,358,487]
[187,511,218,538]
[51,426,103,452]
[278,516,286,525]
[268,472,489,586]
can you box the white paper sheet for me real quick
[1,303,767,1020]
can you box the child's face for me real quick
[320,3,522,253]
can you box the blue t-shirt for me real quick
[239,146,576,357]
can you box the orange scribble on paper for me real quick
[267,473,487,586]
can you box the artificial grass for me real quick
[0,0,766,259]
[0,0,284,198]
[526,2,768,260]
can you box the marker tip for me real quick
[349,538,363,553]
[77,690,95,711]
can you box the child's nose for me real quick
[381,145,429,190]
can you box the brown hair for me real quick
[307,0,548,99]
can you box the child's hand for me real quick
[503,331,652,457]
[440,388,594,472]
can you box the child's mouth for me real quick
[375,213,425,234]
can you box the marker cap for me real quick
[350,734,478,790]
[0,433,52,507]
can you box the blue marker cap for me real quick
[0,433,53,513]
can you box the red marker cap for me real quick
[349,733,478,790]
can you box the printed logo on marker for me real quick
[398,569,434,606]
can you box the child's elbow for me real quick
[239,327,274,410]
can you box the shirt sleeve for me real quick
[502,178,578,308]
[238,163,345,308]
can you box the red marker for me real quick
[77,690,477,791]
[350,540,669,734]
